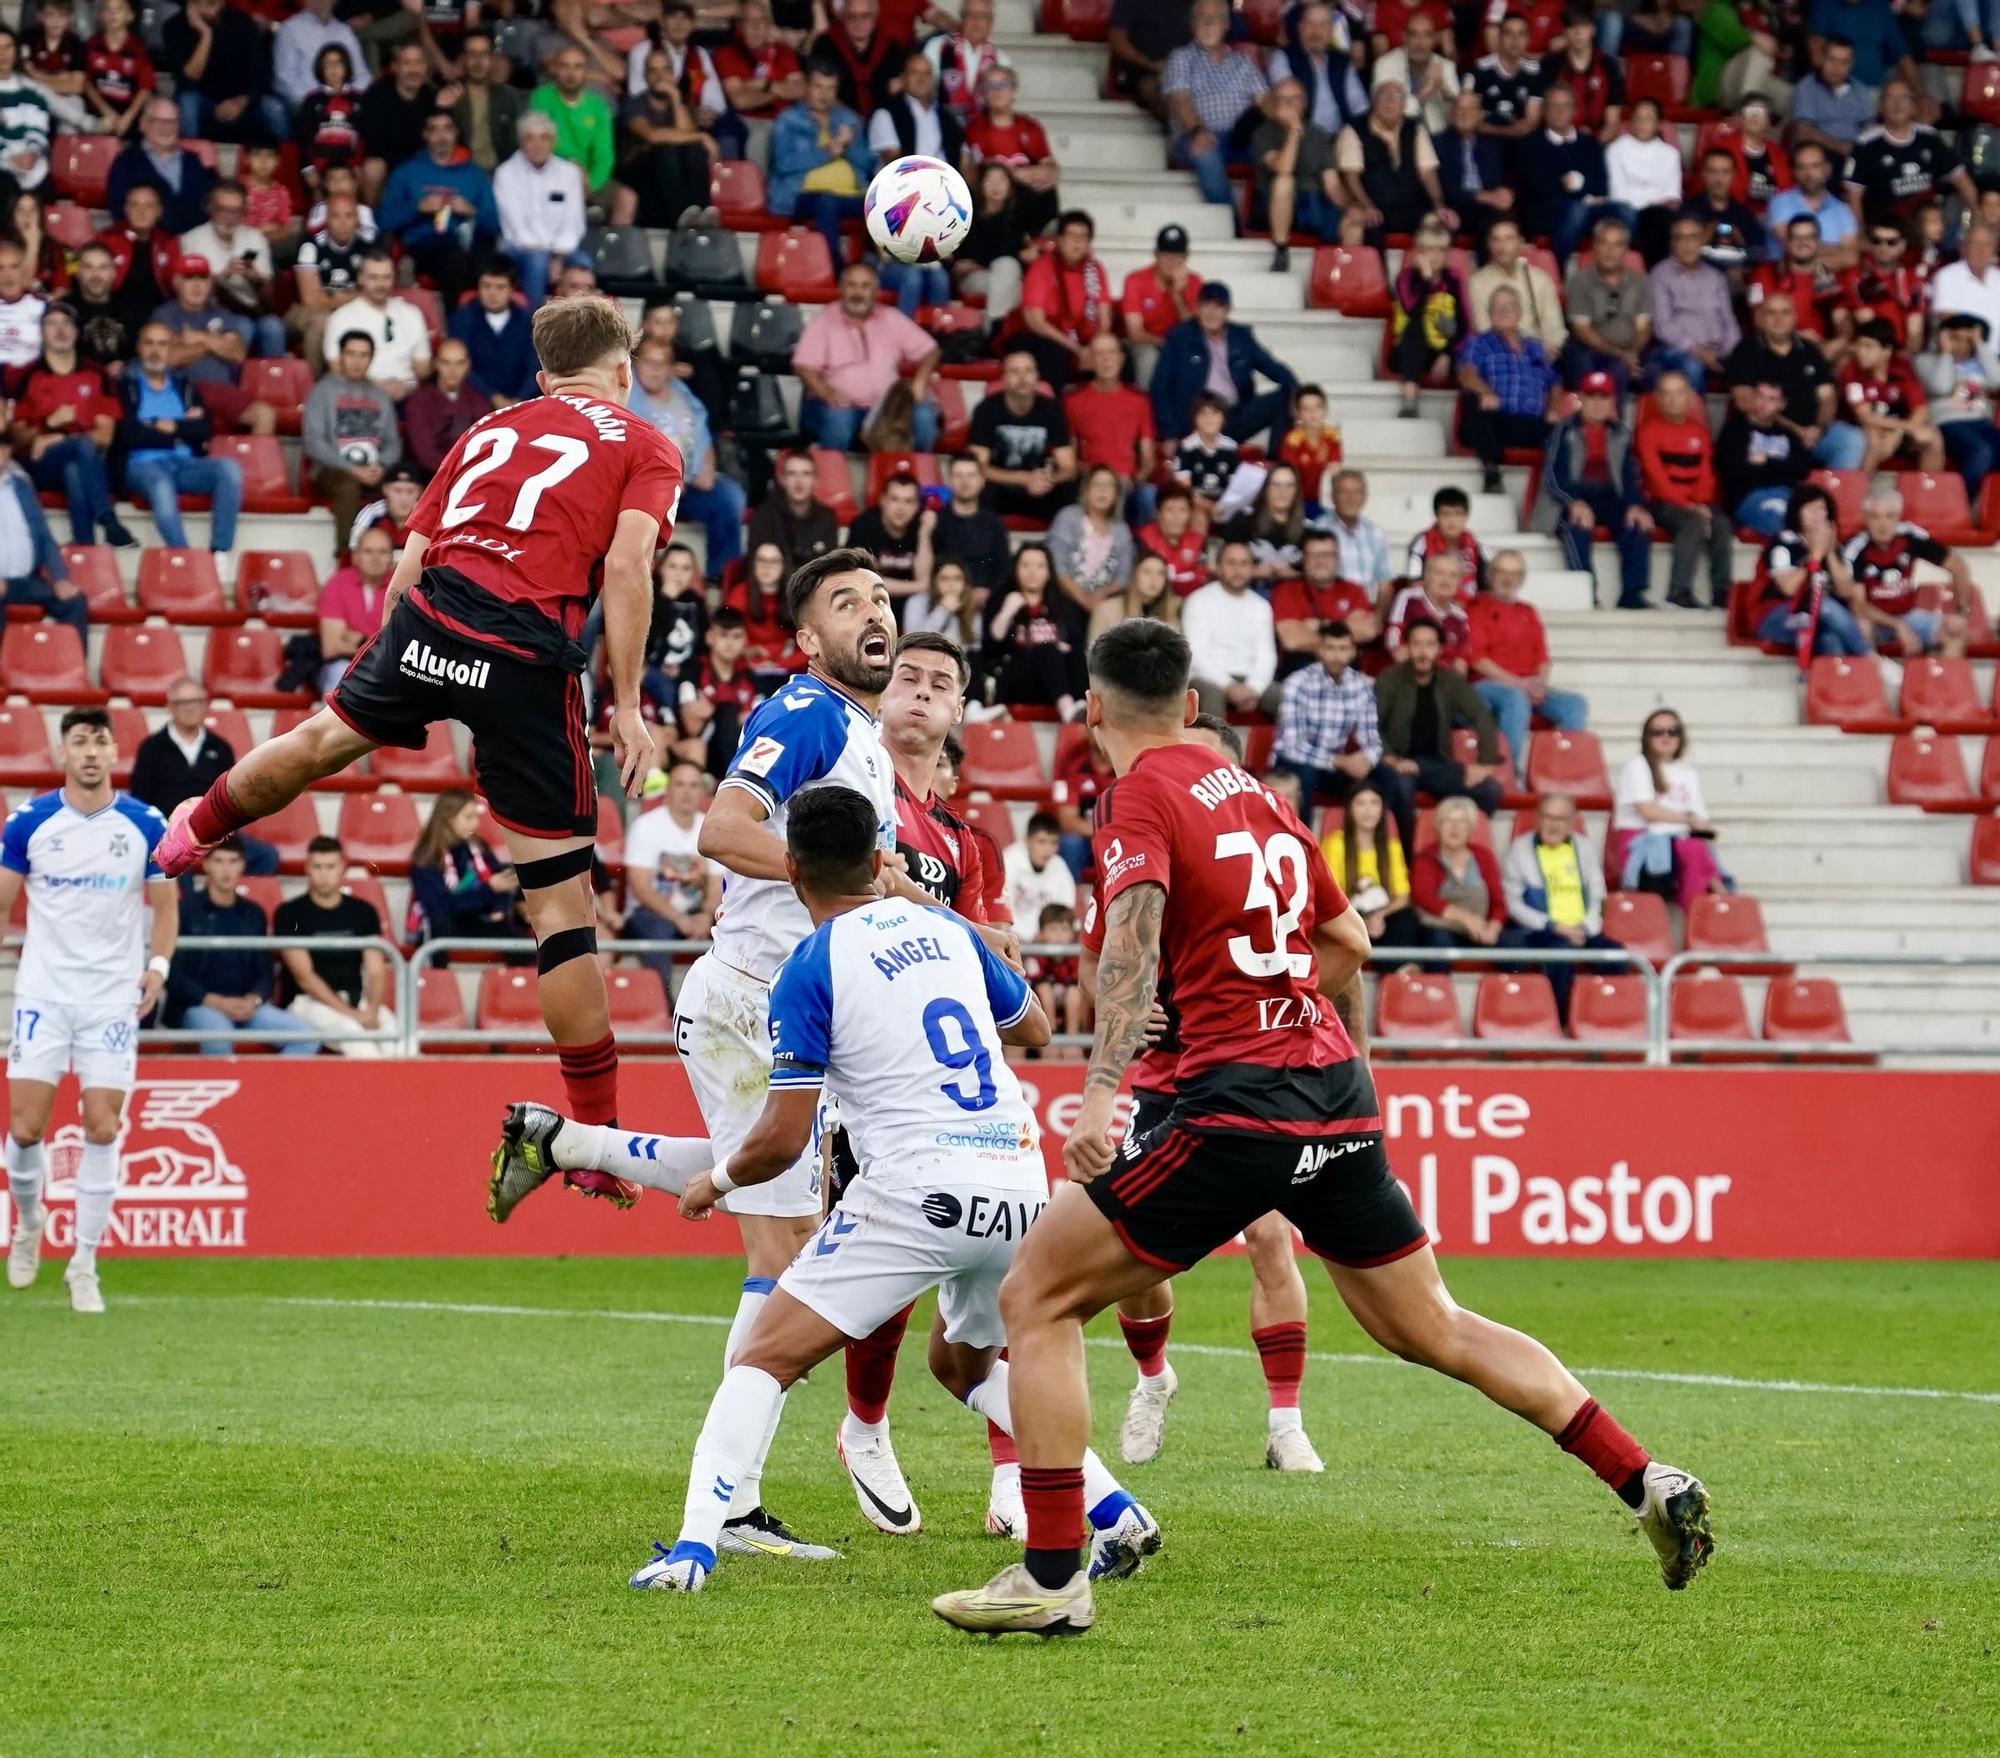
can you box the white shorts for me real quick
[779,1168,1049,1349]
[674,952,822,1220]
[7,997,138,1092]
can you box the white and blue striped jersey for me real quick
[709,672,897,983]
[1,789,166,1010]
[768,900,1041,1192]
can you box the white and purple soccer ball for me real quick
[864,155,974,266]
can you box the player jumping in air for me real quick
[3,710,178,1314]
[1087,715,1326,1474]
[621,784,1159,1593]
[933,622,1713,1638]
[152,297,683,1174]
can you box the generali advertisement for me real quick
[5,1061,1997,1262]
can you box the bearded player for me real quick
[1085,714,1325,1475]
[153,297,682,1170]
[933,622,1713,1637]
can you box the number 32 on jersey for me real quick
[1216,830,1315,981]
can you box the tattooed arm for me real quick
[1315,903,1372,1066]
[1062,882,1165,1185]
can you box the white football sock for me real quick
[552,1121,710,1195]
[723,1277,779,1516]
[678,1365,783,1560]
[1137,1367,1172,1389]
[966,1363,1128,1526]
[840,1412,888,1447]
[1269,1406,1304,1432]
[6,1135,45,1213]
[964,1359,1012,1430]
[70,1139,118,1265]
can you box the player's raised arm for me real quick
[604,506,666,799]
[697,786,793,881]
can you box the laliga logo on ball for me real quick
[865,155,973,266]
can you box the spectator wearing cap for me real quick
[447,259,538,404]
[0,446,86,637]
[117,319,242,556]
[630,335,746,571]
[1163,0,1274,212]
[1562,215,1655,395]
[107,96,215,236]
[1457,286,1561,496]
[150,253,279,437]
[349,463,423,557]
[1638,369,1733,608]
[7,302,130,549]
[178,179,286,362]
[318,523,394,696]
[379,110,499,313]
[1337,79,1456,247]
[1468,549,1590,786]
[769,59,872,264]
[1916,310,2000,494]
[793,259,941,453]
[1534,372,1655,609]
[1520,83,1622,270]
[304,330,403,547]
[1650,213,1741,392]
[1150,282,1298,449]
[402,337,489,476]
[1121,225,1203,391]
[1253,77,1346,273]
[964,63,1063,239]
[1015,209,1113,390]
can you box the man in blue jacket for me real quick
[1149,283,1298,445]
[1520,83,1623,270]
[1531,371,1654,609]
[769,60,871,265]
[107,98,216,236]
[379,110,500,310]
[446,260,539,402]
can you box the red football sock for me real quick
[1020,1464,1085,1564]
[1118,1310,1171,1377]
[1557,1397,1650,1500]
[987,1421,1018,1466]
[1251,1321,1307,1411]
[556,1032,619,1127]
[186,773,252,845]
[845,1303,912,1425]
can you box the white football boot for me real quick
[1117,1363,1178,1465]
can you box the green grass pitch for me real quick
[2,1254,1996,1756]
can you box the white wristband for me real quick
[708,1159,736,1194]
[147,955,171,978]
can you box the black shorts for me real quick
[329,601,596,839]
[1092,1087,1426,1274]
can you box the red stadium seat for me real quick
[1472,973,1563,1043]
[259,796,323,871]
[204,626,309,708]
[337,793,423,875]
[236,550,322,622]
[932,376,972,452]
[756,228,839,303]
[1968,61,2000,123]
[0,705,54,784]
[45,199,94,249]
[1886,730,1975,809]
[809,448,861,524]
[865,451,940,503]
[1,624,99,703]
[235,875,284,925]
[1981,735,2000,805]
[1898,472,1980,546]
[401,285,444,345]
[1808,468,1867,534]
[101,626,188,705]
[1970,812,2000,883]
[1899,657,1997,733]
[1805,655,1907,732]
[958,722,1049,800]
[137,548,233,623]
[57,544,138,623]
[474,968,545,1042]
[373,726,468,791]
[201,705,255,759]
[605,968,671,1037]
[711,159,780,231]
[1567,974,1650,1047]
[956,795,1015,852]
[1684,892,1785,976]
[1601,890,1672,966]
[1525,728,1611,807]
[104,702,147,783]
[1624,53,1690,113]
[595,795,624,865]
[337,875,393,934]
[51,134,118,206]
[1763,977,1854,1046]
[417,967,469,1045]
[1308,245,1391,318]
[1374,969,1464,1041]
[210,435,309,514]
[1668,971,1754,1043]
[238,356,315,435]
[1062,0,1111,40]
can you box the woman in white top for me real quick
[1612,709,1728,908]
[1604,98,1686,266]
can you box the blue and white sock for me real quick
[552,1121,710,1196]
[967,1363,1134,1531]
[69,1140,118,1270]
[724,1277,781,1516]
[674,1364,784,1571]
[5,1135,44,1215]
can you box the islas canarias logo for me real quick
[36,1080,249,1251]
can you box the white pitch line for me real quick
[244,1295,2000,1408]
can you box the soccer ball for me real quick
[865,155,973,266]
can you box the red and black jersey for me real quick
[894,772,989,922]
[1136,522,1208,597]
[1841,522,1948,616]
[679,656,757,722]
[1756,527,1834,614]
[299,88,366,176]
[406,394,684,664]
[1093,744,1360,1133]
[83,32,154,110]
[1748,262,1840,336]
[1552,51,1623,135]
[963,819,1012,925]
[1838,353,1925,421]
[1840,260,1922,328]
[25,28,84,81]
[1404,524,1487,593]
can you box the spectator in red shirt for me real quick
[811,0,908,119]
[7,304,132,548]
[674,609,761,778]
[1403,483,1488,593]
[1749,215,1848,359]
[715,0,805,118]
[1270,529,1382,677]
[1134,482,1210,596]
[1840,220,1925,355]
[1385,549,1472,666]
[1838,317,1944,472]
[1015,208,1113,389]
[725,542,805,680]
[1062,331,1157,499]
[965,63,1060,236]
[1637,368,1733,608]
[1712,96,1790,210]
[82,0,152,139]
[97,184,179,318]
[1275,382,1342,513]
[1119,223,1202,389]
[1411,792,1506,949]
[1466,548,1589,786]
